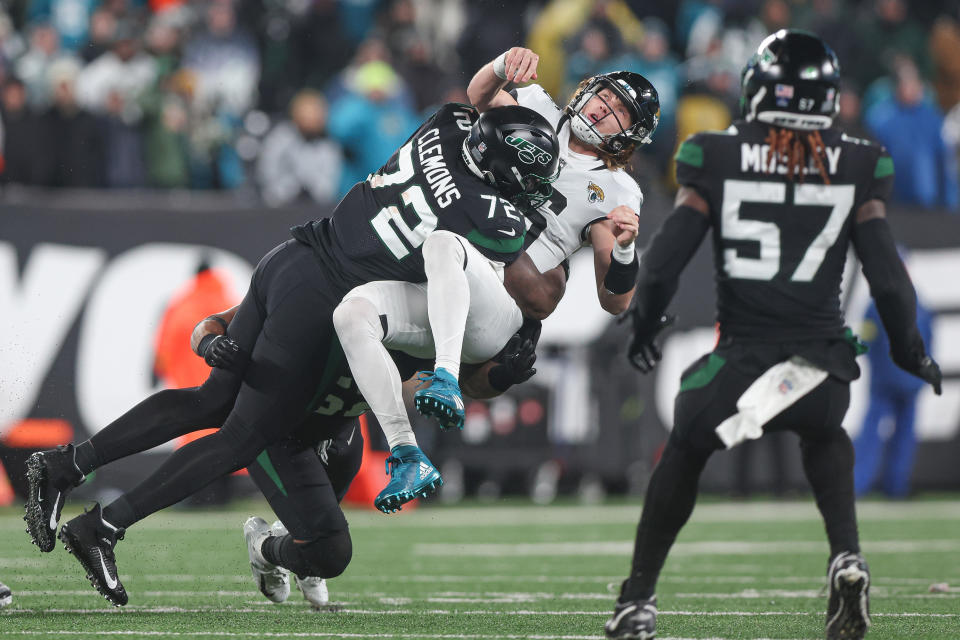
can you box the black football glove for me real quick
[623,310,675,374]
[488,319,542,391]
[197,334,244,371]
[893,351,943,395]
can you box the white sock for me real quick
[332,297,417,450]
[422,231,468,379]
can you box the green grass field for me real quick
[1,498,958,639]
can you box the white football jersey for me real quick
[514,84,644,272]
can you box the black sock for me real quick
[801,431,859,556]
[621,441,712,601]
[101,496,138,531]
[261,534,289,568]
[74,441,99,476]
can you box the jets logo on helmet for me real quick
[505,135,553,165]
[462,105,560,208]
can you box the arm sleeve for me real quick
[633,205,711,323]
[862,146,895,205]
[850,217,927,368]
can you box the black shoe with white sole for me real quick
[58,503,127,606]
[0,581,11,608]
[826,551,871,640]
[24,444,85,552]
[604,595,657,639]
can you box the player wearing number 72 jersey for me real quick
[608,30,943,640]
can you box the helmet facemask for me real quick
[566,73,659,155]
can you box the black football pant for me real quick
[620,351,858,601]
[100,240,348,531]
[251,418,363,578]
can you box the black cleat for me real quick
[826,551,871,640]
[58,503,127,606]
[24,444,85,552]
[605,595,657,639]
[0,581,11,608]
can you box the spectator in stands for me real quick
[0,76,42,184]
[328,59,418,193]
[79,6,118,63]
[930,8,960,112]
[854,0,932,89]
[15,22,74,109]
[141,69,192,188]
[36,57,105,187]
[26,0,98,53]
[866,57,960,211]
[75,21,156,120]
[835,81,872,141]
[855,290,935,498]
[258,0,353,114]
[257,89,343,207]
[182,0,260,118]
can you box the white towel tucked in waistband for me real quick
[715,356,828,449]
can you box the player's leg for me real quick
[776,377,869,640]
[415,234,523,428]
[58,241,343,605]
[24,248,270,553]
[334,282,441,512]
[606,353,738,639]
[852,389,891,495]
[422,229,469,378]
[246,435,353,607]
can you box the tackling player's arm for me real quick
[460,320,541,399]
[503,255,567,320]
[467,47,539,112]
[190,306,245,370]
[589,205,641,315]
[851,199,942,394]
[627,186,711,372]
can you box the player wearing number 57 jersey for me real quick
[608,30,943,640]
[468,49,661,318]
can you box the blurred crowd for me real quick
[0,0,959,211]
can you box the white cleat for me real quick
[271,520,329,607]
[244,516,290,603]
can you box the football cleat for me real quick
[24,444,85,552]
[295,575,330,608]
[0,581,11,608]
[604,595,657,640]
[244,516,290,603]
[270,520,329,607]
[58,503,127,606]
[826,551,871,640]
[374,445,443,513]
[413,368,465,430]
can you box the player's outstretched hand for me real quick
[625,312,675,374]
[503,47,540,84]
[910,355,943,395]
[198,334,244,370]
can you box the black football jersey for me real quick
[675,120,894,340]
[291,103,527,294]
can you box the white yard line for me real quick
[3,607,957,618]
[414,539,960,556]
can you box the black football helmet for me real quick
[462,105,560,207]
[740,29,841,131]
[564,71,660,154]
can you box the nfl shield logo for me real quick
[778,379,794,394]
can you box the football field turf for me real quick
[1,498,958,639]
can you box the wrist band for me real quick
[604,250,639,294]
[492,52,508,80]
[612,241,636,265]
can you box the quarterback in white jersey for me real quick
[468,47,661,318]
